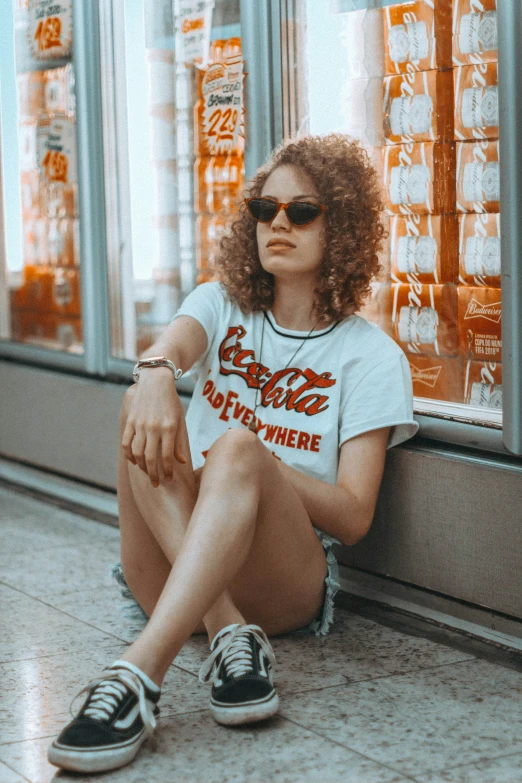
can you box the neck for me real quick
[270,280,329,331]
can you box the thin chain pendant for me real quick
[248,417,258,434]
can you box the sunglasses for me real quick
[245,197,326,227]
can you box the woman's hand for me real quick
[121,369,188,487]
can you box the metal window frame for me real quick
[260,0,521,458]
[0,0,110,377]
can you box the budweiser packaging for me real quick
[17,71,45,118]
[458,285,502,361]
[456,139,499,213]
[408,355,463,402]
[390,214,458,285]
[452,0,497,66]
[383,69,454,145]
[20,170,42,217]
[454,62,498,141]
[19,121,38,172]
[342,78,385,147]
[383,142,456,215]
[334,6,385,79]
[28,0,73,60]
[37,115,78,216]
[463,359,502,408]
[383,0,452,75]
[458,213,500,285]
[379,283,459,357]
[44,64,75,116]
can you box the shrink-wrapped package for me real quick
[458,286,502,361]
[463,359,502,408]
[454,62,498,141]
[456,139,499,213]
[458,213,500,286]
[383,142,456,215]
[383,0,452,75]
[407,355,463,402]
[379,283,459,357]
[384,69,454,144]
[390,214,458,284]
[453,0,497,66]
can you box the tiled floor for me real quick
[1,483,521,783]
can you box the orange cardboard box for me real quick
[408,354,463,402]
[16,71,45,118]
[463,358,502,409]
[454,62,498,141]
[383,0,452,74]
[384,69,454,145]
[20,170,42,218]
[379,283,458,357]
[390,214,458,285]
[456,140,499,213]
[458,213,500,286]
[458,286,502,361]
[383,142,456,215]
[453,0,497,66]
[44,64,75,116]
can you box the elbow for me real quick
[340,511,374,547]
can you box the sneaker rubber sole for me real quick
[210,689,280,726]
[47,729,147,774]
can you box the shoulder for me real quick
[339,315,403,364]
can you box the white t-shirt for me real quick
[172,281,418,487]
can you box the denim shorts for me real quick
[111,528,341,639]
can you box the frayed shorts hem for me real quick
[110,534,341,639]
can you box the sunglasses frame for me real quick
[245,197,326,227]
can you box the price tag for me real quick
[201,60,243,155]
[175,0,214,65]
[28,0,73,60]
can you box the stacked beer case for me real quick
[356,0,501,411]
[11,0,82,352]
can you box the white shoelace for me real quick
[69,668,157,738]
[198,624,276,685]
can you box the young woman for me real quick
[48,133,417,773]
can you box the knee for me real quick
[206,428,263,476]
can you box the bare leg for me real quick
[119,430,268,686]
[117,397,246,640]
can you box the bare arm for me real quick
[274,427,390,547]
[121,316,208,486]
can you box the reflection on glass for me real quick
[108,0,243,360]
[6,0,83,353]
[297,0,501,420]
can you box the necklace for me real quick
[248,312,322,434]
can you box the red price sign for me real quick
[34,16,62,52]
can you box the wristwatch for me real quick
[132,356,183,383]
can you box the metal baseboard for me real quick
[337,564,522,653]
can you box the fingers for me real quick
[121,420,137,466]
[143,430,161,487]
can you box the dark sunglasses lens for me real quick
[286,203,322,225]
[247,199,278,222]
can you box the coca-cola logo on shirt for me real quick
[218,325,336,416]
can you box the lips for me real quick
[266,239,295,248]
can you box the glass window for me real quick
[283,0,502,426]
[1,0,83,354]
[104,0,243,361]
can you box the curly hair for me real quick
[214,133,386,322]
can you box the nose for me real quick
[270,204,292,230]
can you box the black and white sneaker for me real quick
[198,623,279,726]
[47,659,161,774]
